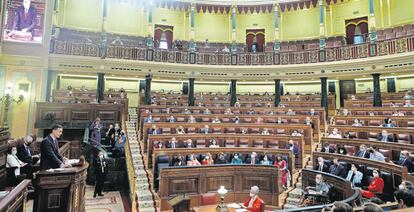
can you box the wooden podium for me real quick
[33,162,89,212]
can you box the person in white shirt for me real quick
[188,115,196,123]
[7,147,27,185]
[291,130,302,137]
[209,139,220,148]
[352,119,363,127]
[261,128,270,135]
[403,100,413,107]
[212,117,221,123]
[286,109,296,116]
[328,128,342,138]
[350,95,356,100]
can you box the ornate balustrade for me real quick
[50,35,414,65]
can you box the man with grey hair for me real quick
[242,186,264,212]
[17,135,39,165]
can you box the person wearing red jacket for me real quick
[361,169,384,198]
[242,186,264,212]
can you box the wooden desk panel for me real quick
[312,152,414,184]
[333,116,414,127]
[143,123,313,153]
[153,148,295,176]
[338,108,414,116]
[158,165,281,210]
[140,114,322,134]
[0,180,30,212]
[344,99,411,108]
[147,134,304,168]
[35,102,123,129]
[327,126,414,144]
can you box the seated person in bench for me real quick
[361,169,384,199]
[302,174,330,205]
[346,164,363,188]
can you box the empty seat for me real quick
[196,139,206,147]
[225,139,235,147]
[368,132,379,141]
[253,140,264,148]
[379,149,391,161]
[344,145,356,155]
[251,128,260,134]
[385,32,396,40]
[212,127,221,133]
[335,120,347,125]
[162,128,171,134]
[239,139,249,147]
[267,140,279,149]
[368,120,381,126]
[202,117,210,122]
[225,127,236,133]
[177,117,185,122]
[201,193,217,206]
[276,129,285,135]
[187,127,196,134]
[290,119,299,124]
[407,121,414,127]
[397,134,412,144]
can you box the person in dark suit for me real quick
[94,151,107,198]
[378,130,395,142]
[355,144,370,158]
[10,0,37,36]
[245,152,260,164]
[183,139,195,148]
[398,150,414,172]
[315,157,329,173]
[17,135,38,165]
[286,140,299,159]
[40,124,70,170]
[329,158,347,178]
[166,137,180,148]
[321,142,335,153]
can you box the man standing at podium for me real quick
[40,124,70,170]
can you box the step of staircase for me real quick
[126,116,157,212]
[288,188,303,199]
[283,203,300,209]
[286,197,302,205]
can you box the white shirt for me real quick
[7,154,24,176]
[328,133,342,138]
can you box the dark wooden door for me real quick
[339,80,356,107]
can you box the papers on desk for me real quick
[227,203,242,209]
[68,159,80,165]
[227,203,247,211]
[46,168,65,172]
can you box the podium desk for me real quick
[33,162,89,212]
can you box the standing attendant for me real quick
[90,117,103,147]
[94,151,107,198]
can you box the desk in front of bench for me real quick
[142,123,313,153]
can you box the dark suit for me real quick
[94,157,107,196]
[399,158,414,172]
[245,157,260,165]
[12,6,37,35]
[16,144,33,164]
[166,141,180,148]
[329,164,347,178]
[321,147,336,153]
[40,135,63,170]
[315,164,329,173]
[355,150,370,159]
[378,135,395,142]
[184,143,195,148]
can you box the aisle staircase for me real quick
[126,108,157,212]
[283,173,303,209]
